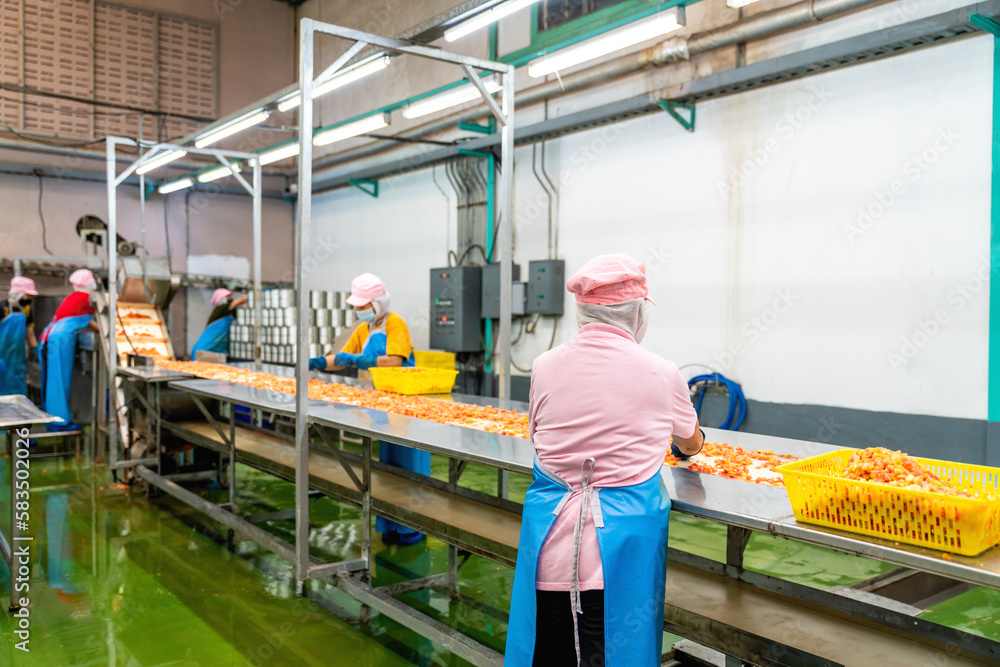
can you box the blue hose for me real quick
[688,373,746,431]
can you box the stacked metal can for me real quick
[228,288,359,363]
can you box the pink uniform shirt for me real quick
[529,323,698,591]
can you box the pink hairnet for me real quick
[566,253,655,305]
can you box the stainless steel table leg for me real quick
[155,383,162,476]
[360,435,372,626]
[497,469,509,500]
[229,401,237,529]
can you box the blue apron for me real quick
[38,314,93,431]
[0,311,28,396]
[191,314,233,357]
[364,318,426,538]
[505,457,671,666]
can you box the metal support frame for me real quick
[348,178,379,198]
[104,137,265,471]
[657,99,695,132]
[725,525,752,569]
[668,547,1000,662]
[293,19,516,592]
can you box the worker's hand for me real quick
[334,352,358,368]
[671,428,705,460]
[352,352,379,370]
[308,356,327,371]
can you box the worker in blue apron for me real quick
[39,269,99,431]
[0,276,39,396]
[506,254,704,665]
[191,288,247,358]
[309,273,426,545]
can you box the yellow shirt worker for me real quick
[307,273,425,545]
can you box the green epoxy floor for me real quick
[1,450,998,666]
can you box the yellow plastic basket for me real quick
[776,450,1000,556]
[369,367,459,395]
[413,350,456,370]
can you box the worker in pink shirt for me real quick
[505,253,704,666]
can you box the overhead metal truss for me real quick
[104,138,265,466]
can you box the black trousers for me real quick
[533,590,605,667]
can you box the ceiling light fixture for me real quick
[136,149,187,175]
[527,7,685,78]
[445,0,541,42]
[194,110,270,149]
[158,177,193,194]
[278,55,391,112]
[402,78,502,119]
[313,113,390,147]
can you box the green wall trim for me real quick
[972,13,1000,422]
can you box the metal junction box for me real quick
[481,263,525,318]
[430,267,482,352]
[526,259,565,315]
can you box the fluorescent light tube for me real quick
[158,178,193,194]
[313,113,389,147]
[136,149,187,175]
[259,142,300,165]
[402,78,502,119]
[445,0,540,42]
[727,0,760,6]
[527,7,685,78]
[198,164,240,183]
[278,56,391,112]
[195,110,270,148]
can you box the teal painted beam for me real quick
[348,178,378,198]
[971,13,1000,460]
[657,99,695,132]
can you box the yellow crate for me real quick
[413,350,456,370]
[776,450,1000,556]
[369,367,459,395]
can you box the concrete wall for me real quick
[0,172,293,351]
[0,0,296,350]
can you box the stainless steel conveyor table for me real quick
[156,375,1000,664]
[113,366,193,474]
[0,396,59,611]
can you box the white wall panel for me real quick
[307,35,992,421]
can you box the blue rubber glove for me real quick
[352,352,379,370]
[308,356,327,371]
[334,352,358,368]
[671,428,706,461]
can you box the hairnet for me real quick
[576,297,648,341]
[211,288,234,306]
[372,292,391,323]
[69,268,97,291]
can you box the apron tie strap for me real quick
[570,456,598,667]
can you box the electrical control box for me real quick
[526,259,565,315]
[430,267,482,352]
[481,263,525,318]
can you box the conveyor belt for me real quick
[168,421,521,566]
[166,420,993,666]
